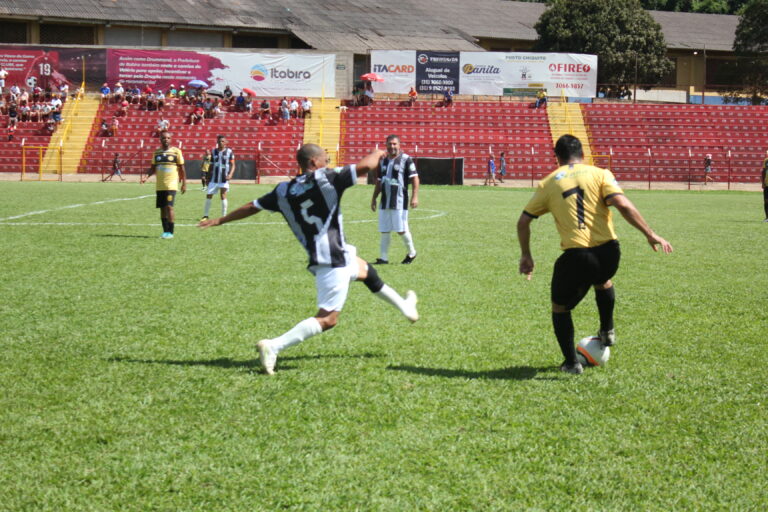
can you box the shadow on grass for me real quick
[108,352,384,372]
[96,234,155,239]
[387,364,556,380]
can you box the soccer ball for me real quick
[576,336,610,367]
[26,76,37,89]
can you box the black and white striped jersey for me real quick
[378,153,417,210]
[255,165,357,268]
[210,147,235,183]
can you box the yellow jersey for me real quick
[152,147,184,191]
[524,163,624,250]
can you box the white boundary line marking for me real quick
[0,207,448,227]
[0,194,154,222]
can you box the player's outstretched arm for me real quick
[517,212,535,280]
[608,194,673,253]
[199,202,260,228]
[356,149,386,177]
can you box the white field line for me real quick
[0,195,154,222]
[0,207,447,227]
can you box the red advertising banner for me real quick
[107,49,224,91]
[0,46,107,90]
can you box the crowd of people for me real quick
[1,74,70,140]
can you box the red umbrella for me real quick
[360,73,384,82]
[243,87,257,96]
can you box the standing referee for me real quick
[517,135,673,374]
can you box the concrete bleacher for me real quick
[583,103,768,183]
[0,118,55,174]
[339,100,556,179]
[79,99,305,177]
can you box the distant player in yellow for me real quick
[761,154,768,222]
[517,135,673,374]
[141,131,186,239]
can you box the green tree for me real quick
[533,0,674,87]
[726,0,768,104]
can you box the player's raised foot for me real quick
[560,361,584,375]
[404,290,419,323]
[256,339,277,375]
[598,328,615,347]
[201,216,209,221]
[763,218,768,222]
[401,253,417,264]
[374,258,389,265]
[160,232,174,239]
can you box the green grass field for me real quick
[1,181,766,511]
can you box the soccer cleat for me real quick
[401,253,417,264]
[763,219,768,222]
[201,216,209,221]
[256,339,277,375]
[598,329,615,347]
[560,361,584,375]
[404,290,419,323]
[160,232,174,239]
[374,258,389,265]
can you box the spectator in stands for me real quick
[109,117,119,137]
[29,103,41,122]
[100,118,109,136]
[9,83,21,102]
[127,86,139,104]
[290,97,299,118]
[100,83,111,103]
[154,117,170,137]
[190,104,205,125]
[364,83,375,105]
[104,152,126,182]
[118,100,129,117]
[7,123,16,141]
[212,99,223,118]
[40,103,52,122]
[534,89,547,109]
[223,85,234,105]
[301,97,312,118]
[485,154,498,186]
[51,104,63,126]
[32,85,43,103]
[498,151,507,183]
[703,154,714,184]
[761,154,768,221]
[280,101,291,124]
[235,92,246,112]
[259,99,271,119]
[0,97,6,116]
[45,117,56,134]
[408,86,418,107]
[443,87,453,107]
[113,82,124,103]
[619,86,632,101]
[157,90,166,111]
[19,103,31,122]
[352,85,363,106]
[245,96,255,114]
[58,82,69,101]
[179,85,188,103]
[50,95,62,111]
[168,84,178,99]
[8,103,19,126]
[597,86,606,98]
[18,89,29,107]
[202,98,213,118]
[0,65,7,96]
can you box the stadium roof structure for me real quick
[0,0,739,53]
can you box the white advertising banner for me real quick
[371,51,597,98]
[207,52,335,97]
[370,50,416,94]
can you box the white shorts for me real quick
[378,208,409,233]
[309,244,360,312]
[206,181,230,194]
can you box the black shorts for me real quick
[156,190,177,208]
[551,240,621,310]
[763,188,768,201]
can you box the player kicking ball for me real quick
[198,144,418,375]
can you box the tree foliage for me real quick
[533,0,674,86]
[726,0,768,104]
[511,0,750,14]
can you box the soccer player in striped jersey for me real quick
[198,144,418,375]
[371,135,420,264]
[202,135,235,220]
[517,135,673,374]
[761,154,768,221]
[141,131,186,239]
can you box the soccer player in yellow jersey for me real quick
[761,155,768,222]
[517,135,673,374]
[141,131,186,239]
